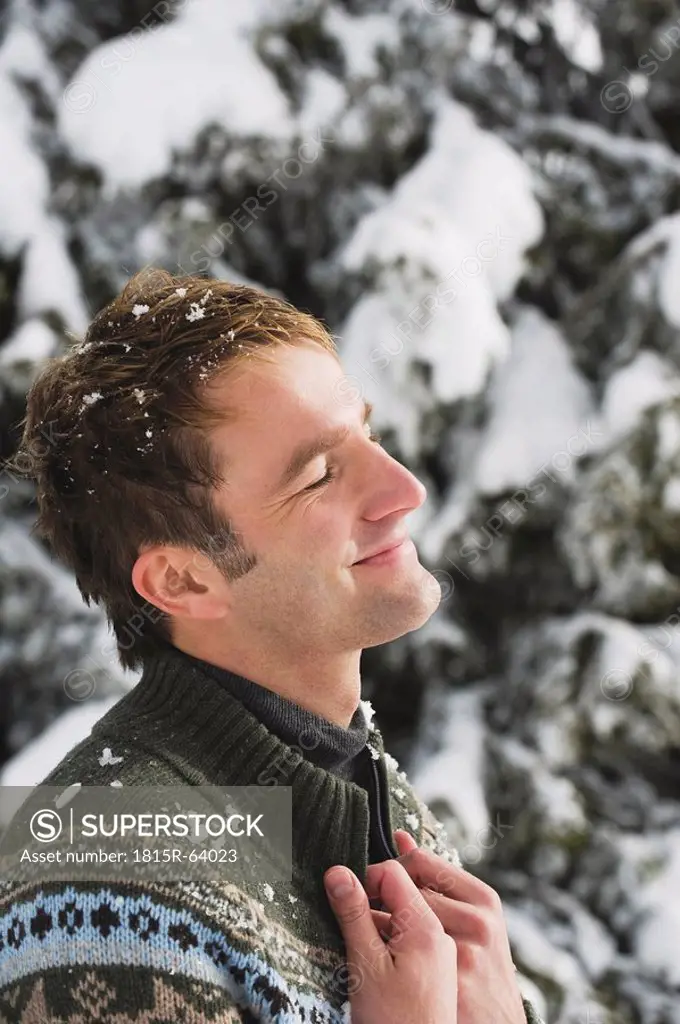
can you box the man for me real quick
[0,268,544,1022]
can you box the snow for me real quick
[0,520,137,698]
[601,350,680,443]
[81,391,103,408]
[473,307,596,495]
[0,521,101,615]
[417,308,597,563]
[525,115,680,176]
[411,688,490,844]
[337,97,543,455]
[503,903,588,992]
[656,406,680,461]
[58,0,294,192]
[0,319,56,366]
[550,0,603,73]
[500,736,587,836]
[550,891,616,980]
[0,16,61,101]
[619,829,680,986]
[16,220,90,334]
[0,24,50,253]
[185,302,207,322]
[662,477,680,511]
[323,9,400,81]
[656,213,680,328]
[0,697,120,819]
[0,25,88,334]
[98,747,124,767]
[341,97,543,303]
[622,206,680,264]
[297,68,346,137]
[359,699,376,731]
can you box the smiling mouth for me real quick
[352,538,412,566]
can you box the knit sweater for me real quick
[0,645,545,1024]
[165,641,370,781]
[162,640,409,866]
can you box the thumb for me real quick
[324,867,384,966]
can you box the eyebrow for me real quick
[273,399,374,495]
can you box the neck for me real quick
[169,633,362,729]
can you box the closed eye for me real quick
[303,431,383,491]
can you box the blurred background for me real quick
[1,0,680,1019]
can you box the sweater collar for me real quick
[100,644,390,902]
[158,640,369,779]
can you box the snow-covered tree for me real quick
[2,1,680,1019]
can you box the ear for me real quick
[131,545,228,621]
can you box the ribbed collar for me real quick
[95,644,391,904]
[158,640,369,780]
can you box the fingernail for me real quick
[325,867,354,899]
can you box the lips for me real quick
[353,537,407,564]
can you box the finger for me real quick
[393,829,418,856]
[418,888,492,944]
[369,859,445,955]
[367,846,494,907]
[324,867,392,974]
[370,908,393,940]
[371,879,491,944]
[369,880,491,944]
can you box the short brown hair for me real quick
[5,267,338,672]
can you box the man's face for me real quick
[204,343,442,654]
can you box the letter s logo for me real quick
[29,809,63,843]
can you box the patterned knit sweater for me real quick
[0,647,545,1024]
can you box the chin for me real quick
[361,589,441,648]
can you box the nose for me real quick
[362,445,427,520]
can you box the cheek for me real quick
[297,504,349,553]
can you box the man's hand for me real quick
[363,830,526,1024]
[324,859,459,1024]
